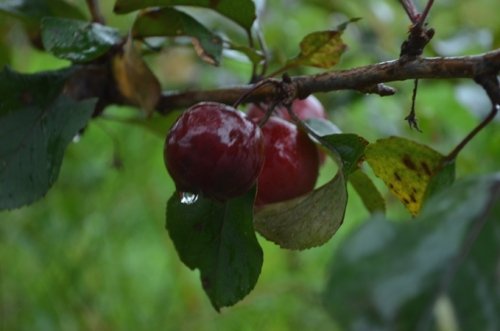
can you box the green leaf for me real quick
[319,133,368,174]
[323,174,500,330]
[304,118,341,136]
[0,67,96,210]
[365,136,455,216]
[303,120,367,174]
[166,188,263,310]
[114,0,256,32]
[132,7,222,66]
[41,17,122,63]
[285,18,359,70]
[424,159,456,199]
[349,169,386,214]
[254,173,347,250]
[448,195,500,330]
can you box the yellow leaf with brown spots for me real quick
[365,137,449,216]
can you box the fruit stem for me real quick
[257,101,280,127]
[232,79,279,109]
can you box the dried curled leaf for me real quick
[112,36,161,116]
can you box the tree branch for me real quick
[154,49,500,114]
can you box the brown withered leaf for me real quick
[112,36,161,116]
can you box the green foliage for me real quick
[41,17,121,63]
[323,174,500,330]
[166,188,262,310]
[0,67,95,209]
[132,7,223,65]
[114,0,256,32]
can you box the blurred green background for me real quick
[1,1,499,330]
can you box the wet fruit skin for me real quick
[255,116,320,206]
[248,95,327,165]
[164,102,265,201]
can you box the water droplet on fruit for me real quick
[180,192,198,205]
[72,134,81,143]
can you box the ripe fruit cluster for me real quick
[164,96,326,205]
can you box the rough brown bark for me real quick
[155,49,500,113]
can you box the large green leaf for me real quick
[448,199,500,330]
[254,133,367,250]
[166,189,263,310]
[366,137,455,216]
[0,67,96,210]
[41,17,122,63]
[114,0,256,32]
[323,174,500,330]
[132,7,222,66]
[254,173,347,250]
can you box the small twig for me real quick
[445,75,499,162]
[358,83,396,96]
[399,0,435,60]
[257,100,279,127]
[446,104,499,162]
[405,78,422,131]
[399,0,420,23]
[85,0,105,24]
[418,0,435,26]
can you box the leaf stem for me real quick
[85,0,105,24]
